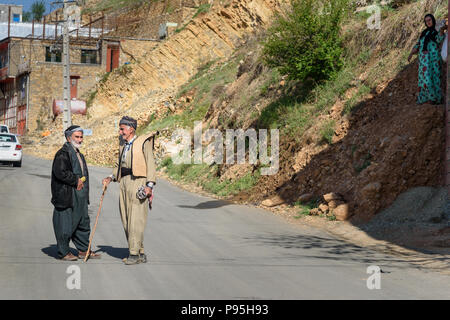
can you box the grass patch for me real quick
[175,4,212,33]
[84,0,150,13]
[160,157,260,197]
[260,69,281,96]
[258,95,312,136]
[327,214,337,221]
[294,198,320,218]
[99,72,111,85]
[257,64,354,140]
[320,119,336,145]
[86,90,97,109]
[343,84,370,114]
[143,57,240,134]
[192,3,212,19]
[116,64,133,77]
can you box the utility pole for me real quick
[62,0,72,130]
[446,2,450,223]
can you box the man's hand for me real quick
[77,178,84,191]
[102,177,112,187]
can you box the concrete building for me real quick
[0,4,23,23]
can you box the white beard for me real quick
[70,141,82,149]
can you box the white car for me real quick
[0,133,22,167]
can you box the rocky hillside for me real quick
[144,0,448,224]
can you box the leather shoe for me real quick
[78,251,101,259]
[61,253,78,261]
[124,254,140,265]
[138,253,147,263]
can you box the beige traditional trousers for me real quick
[113,136,156,255]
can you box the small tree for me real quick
[22,11,31,22]
[262,0,351,83]
[31,0,46,21]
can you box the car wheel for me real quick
[13,160,21,167]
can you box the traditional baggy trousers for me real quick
[52,188,90,258]
[52,144,90,259]
[119,174,149,256]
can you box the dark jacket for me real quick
[51,143,89,210]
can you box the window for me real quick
[12,14,20,22]
[0,134,16,142]
[45,47,61,63]
[0,51,8,69]
[81,50,97,64]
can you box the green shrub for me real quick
[262,0,351,83]
[86,90,97,108]
[294,198,320,218]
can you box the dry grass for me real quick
[346,0,446,57]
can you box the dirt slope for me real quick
[236,61,445,223]
[183,0,447,224]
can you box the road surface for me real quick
[0,155,449,299]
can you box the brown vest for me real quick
[117,132,156,181]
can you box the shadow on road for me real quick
[178,200,232,210]
[245,233,449,271]
[96,245,129,260]
[41,244,80,260]
[41,245,58,259]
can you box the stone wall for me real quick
[11,38,104,131]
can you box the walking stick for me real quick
[84,184,107,262]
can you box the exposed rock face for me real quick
[87,0,281,164]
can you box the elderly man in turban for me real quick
[51,125,101,261]
[103,116,157,265]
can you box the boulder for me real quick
[323,192,342,202]
[261,195,285,207]
[361,182,382,197]
[333,204,351,221]
[318,203,329,213]
[328,200,344,209]
[297,193,314,203]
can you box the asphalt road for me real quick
[0,155,449,299]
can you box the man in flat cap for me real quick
[51,125,101,261]
[103,116,157,265]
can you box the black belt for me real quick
[121,167,132,177]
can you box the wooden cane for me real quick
[84,184,107,262]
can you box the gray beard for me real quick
[70,141,82,149]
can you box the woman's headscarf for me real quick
[420,14,438,51]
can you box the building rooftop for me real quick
[0,22,103,41]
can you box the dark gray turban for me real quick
[64,125,83,139]
[119,116,137,130]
